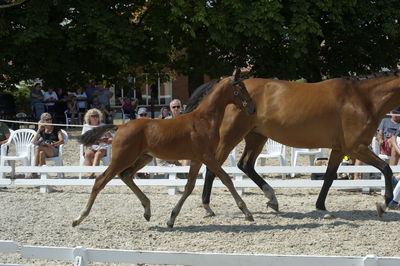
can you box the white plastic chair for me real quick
[256,139,286,178]
[0,129,36,178]
[79,144,111,179]
[371,136,390,161]
[44,129,68,178]
[290,147,324,177]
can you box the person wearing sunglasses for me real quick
[166,99,183,119]
[30,113,64,178]
[82,108,113,178]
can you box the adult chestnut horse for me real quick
[72,70,256,228]
[198,70,400,217]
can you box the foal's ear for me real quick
[232,68,241,81]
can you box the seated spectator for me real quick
[30,113,64,178]
[166,99,183,119]
[158,106,170,119]
[82,108,113,179]
[0,121,11,146]
[137,107,148,119]
[30,83,44,120]
[74,88,88,125]
[119,96,138,119]
[91,96,112,123]
[43,87,58,116]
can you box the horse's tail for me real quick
[79,124,118,146]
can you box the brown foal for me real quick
[201,70,400,216]
[72,70,256,228]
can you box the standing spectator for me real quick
[30,83,44,120]
[43,87,58,116]
[74,88,88,125]
[67,96,79,125]
[119,96,138,120]
[82,108,113,179]
[54,88,69,124]
[158,106,170,119]
[0,122,10,145]
[30,113,64,178]
[97,84,113,110]
[85,81,102,104]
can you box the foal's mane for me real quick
[343,69,400,81]
[183,79,220,114]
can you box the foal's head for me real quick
[229,69,256,115]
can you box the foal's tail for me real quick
[79,124,118,146]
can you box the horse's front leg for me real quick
[167,161,202,228]
[119,154,154,221]
[204,158,254,222]
[315,149,344,211]
[72,166,118,227]
[238,133,278,212]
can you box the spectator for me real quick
[91,96,112,123]
[30,113,64,178]
[54,88,69,123]
[137,107,148,119]
[82,108,113,179]
[97,84,113,110]
[158,106,170,119]
[85,81,102,104]
[166,99,182,118]
[74,88,88,125]
[354,109,400,179]
[0,121,11,145]
[119,96,138,119]
[43,87,58,115]
[67,96,79,125]
[30,83,44,120]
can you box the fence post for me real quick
[73,246,88,266]
[235,174,244,195]
[168,173,177,195]
[363,254,378,266]
[39,172,48,193]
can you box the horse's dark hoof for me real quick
[267,201,279,212]
[167,222,174,228]
[72,220,79,227]
[316,203,326,211]
[144,213,151,221]
[245,215,254,222]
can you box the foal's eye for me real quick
[233,91,239,96]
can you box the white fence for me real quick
[0,165,397,194]
[1,240,399,266]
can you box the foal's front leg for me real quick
[167,161,202,228]
[204,158,254,222]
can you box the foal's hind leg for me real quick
[204,158,254,222]
[72,166,120,227]
[167,161,202,228]
[238,133,279,212]
[119,154,154,221]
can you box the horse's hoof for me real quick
[204,210,216,218]
[245,215,254,222]
[144,213,151,221]
[167,222,174,228]
[316,203,326,211]
[267,201,279,212]
[72,220,79,227]
[376,202,386,217]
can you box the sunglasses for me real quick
[139,113,147,116]
[172,106,181,109]
[90,115,99,118]
[44,118,52,121]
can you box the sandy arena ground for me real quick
[0,129,399,265]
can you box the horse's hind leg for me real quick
[204,158,254,222]
[72,166,120,227]
[167,161,202,228]
[351,146,393,205]
[238,132,279,212]
[119,154,154,221]
[316,149,344,211]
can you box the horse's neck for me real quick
[194,86,231,125]
[358,76,400,118]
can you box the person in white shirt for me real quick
[74,87,88,125]
[43,87,58,114]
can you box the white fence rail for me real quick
[0,165,397,194]
[1,240,400,266]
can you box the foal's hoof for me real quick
[267,200,279,212]
[144,213,151,222]
[167,221,174,228]
[376,202,386,217]
[245,215,254,222]
[72,220,80,227]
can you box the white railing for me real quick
[0,165,396,194]
[1,240,399,266]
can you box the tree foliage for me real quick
[1,0,399,93]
